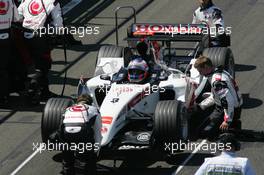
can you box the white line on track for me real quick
[173,139,207,175]
[10,145,44,175]
[62,0,82,15]
[9,1,82,174]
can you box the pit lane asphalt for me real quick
[1,0,264,174]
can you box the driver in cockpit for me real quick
[127,57,150,84]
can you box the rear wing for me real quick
[127,23,208,42]
[114,6,230,46]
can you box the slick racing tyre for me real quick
[203,47,235,78]
[41,97,74,144]
[154,100,189,151]
[97,45,123,58]
[94,45,132,76]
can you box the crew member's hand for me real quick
[219,121,229,131]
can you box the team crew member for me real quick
[195,133,256,175]
[18,0,63,102]
[135,41,155,69]
[61,94,101,175]
[136,41,150,62]
[192,0,224,28]
[192,0,226,46]
[0,0,20,104]
[194,56,242,136]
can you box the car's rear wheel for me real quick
[203,47,235,78]
[94,45,132,76]
[41,97,74,144]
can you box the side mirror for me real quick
[100,74,111,81]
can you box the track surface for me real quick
[1,0,264,174]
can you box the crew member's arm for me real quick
[212,8,224,28]
[17,0,25,19]
[12,2,22,22]
[214,80,235,124]
[50,1,63,28]
[198,92,215,110]
[192,10,199,24]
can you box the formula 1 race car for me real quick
[41,6,238,171]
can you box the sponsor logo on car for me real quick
[137,132,151,142]
[102,116,113,125]
[132,24,204,36]
[110,98,119,103]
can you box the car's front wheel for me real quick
[41,97,74,144]
[153,100,189,152]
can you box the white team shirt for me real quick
[64,104,102,146]
[0,0,20,38]
[195,151,256,175]
[18,0,63,30]
[199,70,242,123]
[192,4,224,28]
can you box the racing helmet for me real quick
[127,57,149,83]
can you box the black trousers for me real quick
[24,35,51,91]
[0,37,11,98]
[203,106,242,137]
[61,125,96,175]
[200,105,223,138]
[62,150,96,175]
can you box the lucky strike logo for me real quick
[28,0,44,16]
[0,1,9,15]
